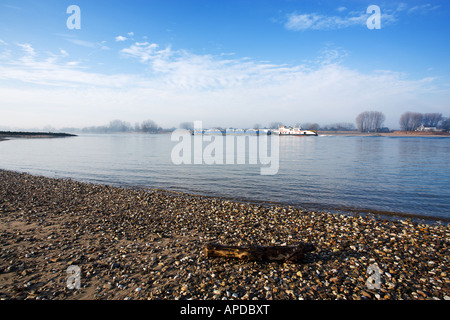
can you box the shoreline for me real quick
[0,169,448,300]
[317,131,450,137]
[142,186,450,224]
[1,130,449,140]
[0,131,76,141]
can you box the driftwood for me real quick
[204,243,315,263]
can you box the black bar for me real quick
[0,299,446,319]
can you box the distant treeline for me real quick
[399,112,450,131]
[354,111,449,133]
[270,111,450,133]
[58,119,172,134]
[4,112,450,135]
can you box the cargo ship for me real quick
[272,126,318,136]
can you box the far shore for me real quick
[1,130,449,141]
[0,131,76,141]
[317,130,450,137]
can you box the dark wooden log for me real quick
[204,243,315,263]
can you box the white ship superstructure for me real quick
[272,126,318,136]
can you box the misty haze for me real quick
[0,0,449,305]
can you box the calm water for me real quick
[1,134,449,221]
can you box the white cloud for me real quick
[0,43,138,88]
[66,38,97,48]
[0,49,11,60]
[407,4,440,14]
[17,43,36,56]
[284,6,402,31]
[396,3,408,12]
[97,41,110,51]
[120,42,169,64]
[284,3,441,32]
[60,36,109,51]
[0,42,448,129]
[115,35,128,42]
[285,11,370,31]
[114,33,134,42]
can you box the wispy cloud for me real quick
[0,42,447,128]
[121,42,171,64]
[284,3,441,32]
[0,41,443,94]
[56,34,109,51]
[115,32,134,42]
[285,11,370,31]
[2,4,22,10]
[284,8,399,31]
[17,43,36,56]
[284,2,442,31]
[68,38,98,48]
[407,3,440,14]
[0,43,134,88]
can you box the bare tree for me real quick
[399,112,410,131]
[356,111,385,132]
[141,119,159,133]
[439,116,450,132]
[422,113,442,127]
[109,119,132,132]
[372,112,386,132]
[412,113,424,130]
[356,112,369,132]
[399,112,423,131]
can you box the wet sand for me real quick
[0,169,448,300]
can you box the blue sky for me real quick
[0,0,449,129]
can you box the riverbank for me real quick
[0,131,76,141]
[318,131,450,137]
[0,169,448,300]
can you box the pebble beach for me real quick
[0,169,448,300]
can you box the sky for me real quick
[0,0,449,130]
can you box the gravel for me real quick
[0,169,448,300]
